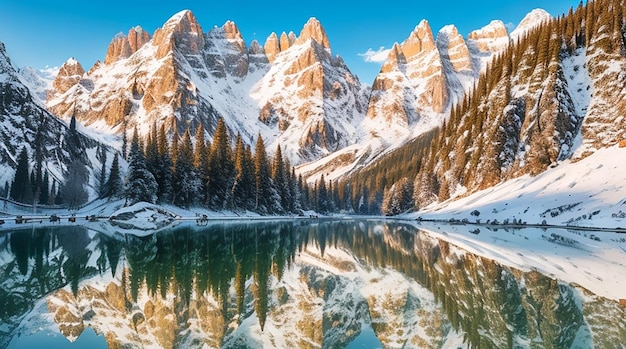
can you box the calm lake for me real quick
[1,220,625,348]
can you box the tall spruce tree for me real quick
[156,123,173,202]
[172,129,198,208]
[98,146,108,197]
[254,134,275,213]
[232,133,255,210]
[106,153,123,198]
[124,128,158,204]
[11,147,32,204]
[194,124,210,203]
[207,118,234,209]
[61,160,89,210]
[271,145,287,213]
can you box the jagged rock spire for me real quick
[104,26,151,65]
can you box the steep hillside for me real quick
[0,42,116,201]
[342,0,626,216]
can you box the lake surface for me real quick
[1,220,624,348]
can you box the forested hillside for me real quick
[341,0,626,215]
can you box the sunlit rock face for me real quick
[2,222,624,348]
[104,26,151,65]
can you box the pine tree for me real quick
[254,134,275,213]
[194,124,210,203]
[317,174,329,213]
[172,128,199,208]
[11,147,32,204]
[40,172,49,205]
[98,147,108,197]
[61,160,89,210]
[207,118,234,209]
[69,115,77,131]
[124,129,158,204]
[106,153,123,198]
[232,133,255,210]
[156,123,173,202]
[271,145,287,213]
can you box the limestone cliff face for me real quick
[52,58,85,95]
[45,11,366,165]
[437,25,473,74]
[294,17,330,49]
[104,26,151,65]
[467,20,509,54]
[204,20,249,78]
[47,10,220,137]
[264,32,280,63]
[252,17,367,161]
[153,10,204,59]
[364,20,448,141]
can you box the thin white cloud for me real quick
[504,22,516,33]
[358,47,391,64]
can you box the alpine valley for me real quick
[3,1,626,348]
[1,0,626,221]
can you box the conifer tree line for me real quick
[104,117,338,214]
[341,0,625,216]
[6,151,92,211]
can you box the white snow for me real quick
[404,144,626,301]
[510,9,553,42]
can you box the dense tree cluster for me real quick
[99,117,337,214]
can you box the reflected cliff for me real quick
[1,221,624,348]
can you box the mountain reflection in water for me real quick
[1,220,624,348]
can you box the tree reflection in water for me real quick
[1,221,625,348]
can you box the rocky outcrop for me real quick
[364,19,448,138]
[152,9,204,59]
[402,20,436,59]
[204,20,249,78]
[467,20,509,53]
[264,32,280,63]
[104,26,151,65]
[295,17,330,49]
[437,25,473,74]
[52,58,84,95]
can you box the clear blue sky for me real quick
[1,0,582,84]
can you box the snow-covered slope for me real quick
[412,144,626,230]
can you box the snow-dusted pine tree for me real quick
[124,129,157,205]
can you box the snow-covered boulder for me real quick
[108,202,177,231]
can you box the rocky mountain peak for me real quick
[104,26,151,65]
[402,19,436,60]
[222,20,241,40]
[379,43,406,74]
[510,8,552,41]
[437,25,473,73]
[264,32,280,63]
[295,17,330,50]
[467,20,509,53]
[152,9,204,59]
[52,58,85,95]
[280,31,294,51]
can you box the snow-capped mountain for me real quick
[46,10,368,165]
[0,41,116,199]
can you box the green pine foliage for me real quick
[10,146,32,204]
[124,128,158,205]
[207,118,234,209]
